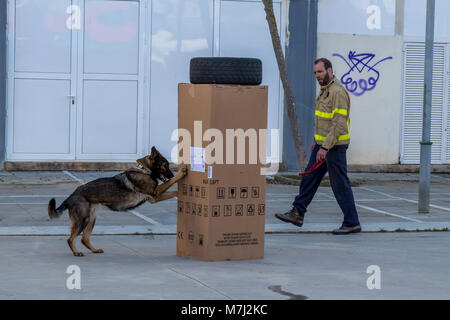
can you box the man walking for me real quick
[275,58,361,235]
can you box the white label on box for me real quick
[190,147,205,172]
[208,166,213,179]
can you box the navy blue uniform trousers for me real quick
[293,144,360,227]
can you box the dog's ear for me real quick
[151,146,161,157]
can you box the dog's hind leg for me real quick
[81,210,104,254]
[67,218,84,257]
[67,200,90,257]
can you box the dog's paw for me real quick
[73,252,84,257]
[93,249,104,254]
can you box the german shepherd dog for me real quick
[48,147,187,256]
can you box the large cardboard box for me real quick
[177,83,268,261]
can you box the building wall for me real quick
[316,0,403,165]
[4,0,287,165]
[317,33,403,164]
[0,0,6,163]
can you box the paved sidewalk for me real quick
[1,170,450,300]
[1,233,449,300]
[1,170,450,235]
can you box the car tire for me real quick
[190,57,262,85]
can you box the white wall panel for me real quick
[13,79,72,154]
[84,0,140,74]
[15,0,72,73]
[318,0,396,36]
[404,0,450,42]
[82,80,138,154]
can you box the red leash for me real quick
[299,159,326,177]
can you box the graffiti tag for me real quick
[332,51,392,96]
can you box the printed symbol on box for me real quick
[186,202,190,214]
[195,186,200,198]
[240,187,248,198]
[247,204,255,216]
[201,187,206,198]
[258,204,265,215]
[177,231,183,239]
[199,234,204,246]
[204,205,208,217]
[216,187,225,199]
[191,203,196,215]
[212,205,220,217]
[229,187,237,199]
[182,184,187,196]
[197,204,202,216]
[251,187,260,198]
[188,231,194,243]
[178,201,183,213]
[189,185,194,197]
[224,205,232,217]
[235,205,243,216]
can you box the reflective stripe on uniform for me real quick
[315,108,348,119]
[315,133,350,141]
[315,117,351,142]
[314,134,326,141]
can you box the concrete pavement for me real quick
[1,170,450,235]
[0,170,450,300]
[1,233,449,300]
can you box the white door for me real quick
[7,0,77,160]
[76,0,146,160]
[7,0,147,161]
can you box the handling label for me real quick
[215,232,259,247]
[190,147,205,172]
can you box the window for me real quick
[318,0,396,36]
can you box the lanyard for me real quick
[299,159,326,177]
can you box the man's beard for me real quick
[321,73,331,86]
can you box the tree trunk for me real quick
[262,0,308,170]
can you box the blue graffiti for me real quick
[332,51,392,96]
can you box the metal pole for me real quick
[418,0,435,213]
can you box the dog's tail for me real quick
[48,198,67,219]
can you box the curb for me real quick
[266,174,450,186]
[1,222,449,236]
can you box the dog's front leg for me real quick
[148,191,178,204]
[152,165,187,197]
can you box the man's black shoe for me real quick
[332,225,362,235]
[275,207,303,227]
